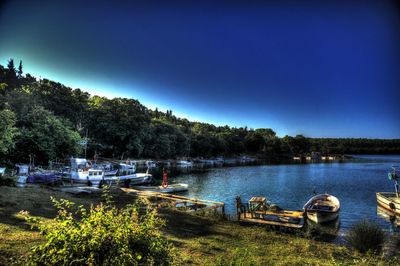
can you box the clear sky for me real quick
[0,0,399,138]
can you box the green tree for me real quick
[87,97,151,158]
[17,60,23,79]
[0,109,18,155]
[13,107,81,164]
[5,58,17,88]
[143,119,189,159]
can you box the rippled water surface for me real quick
[173,155,400,236]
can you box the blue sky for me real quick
[0,0,399,138]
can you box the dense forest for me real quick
[0,59,399,165]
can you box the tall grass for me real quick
[346,219,385,253]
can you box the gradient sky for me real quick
[0,0,399,138]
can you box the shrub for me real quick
[346,219,385,253]
[26,189,174,265]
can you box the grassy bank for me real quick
[0,186,396,265]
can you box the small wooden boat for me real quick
[377,166,400,215]
[131,183,189,193]
[376,192,400,215]
[303,194,340,223]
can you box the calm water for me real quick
[173,155,400,237]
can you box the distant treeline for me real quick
[0,59,399,165]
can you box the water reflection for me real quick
[304,217,341,242]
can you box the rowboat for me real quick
[377,166,400,215]
[376,192,400,215]
[303,194,340,223]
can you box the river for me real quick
[172,155,400,239]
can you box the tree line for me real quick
[0,59,399,165]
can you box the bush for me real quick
[346,219,385,253]
[26,189,174,265]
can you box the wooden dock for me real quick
[239,212,304,228]
[120,188,225,214]
[238,210,304,229]
[235,196,305,229]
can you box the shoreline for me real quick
[0,185,397,265]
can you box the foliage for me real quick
[0,109,18,155]
[346,219,385,253]
[0,59,399,163]
[13,106,81,164]
[87,97,151,158]
[25,191,174,265]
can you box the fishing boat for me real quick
[146,160,157,169]
[15,164,30,187]
[176,160,193,168]
[113,162,152,186]
[27,172,62,185]
[376,166,400,215]
[62,158,105,187]
[303,194,340,223]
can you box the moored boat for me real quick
[376,192,400,215]
[62,158,105,187]
[27,172,62,185]
[303,194,340,223]
[377,166,400,215]
[176,160,193,168]
[116,162,152,186]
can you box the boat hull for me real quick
[376,192,400,215]
[62,176,102,187]
[306,211,339,224]
[303,194,340,224]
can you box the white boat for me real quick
[115,162,152,185]
[132,183,189,193]
[0,167,5,176]
[376,166,400,215]
[176,160,193,168]
[146,160,157,168]
[303,194,340,223]
[62,158,105,187]
[99,162,118,177]
[15,164,30,187]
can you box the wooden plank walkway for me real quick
[120,187,225,213]
[238,211,304,229]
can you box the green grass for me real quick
[0,186,397,265]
